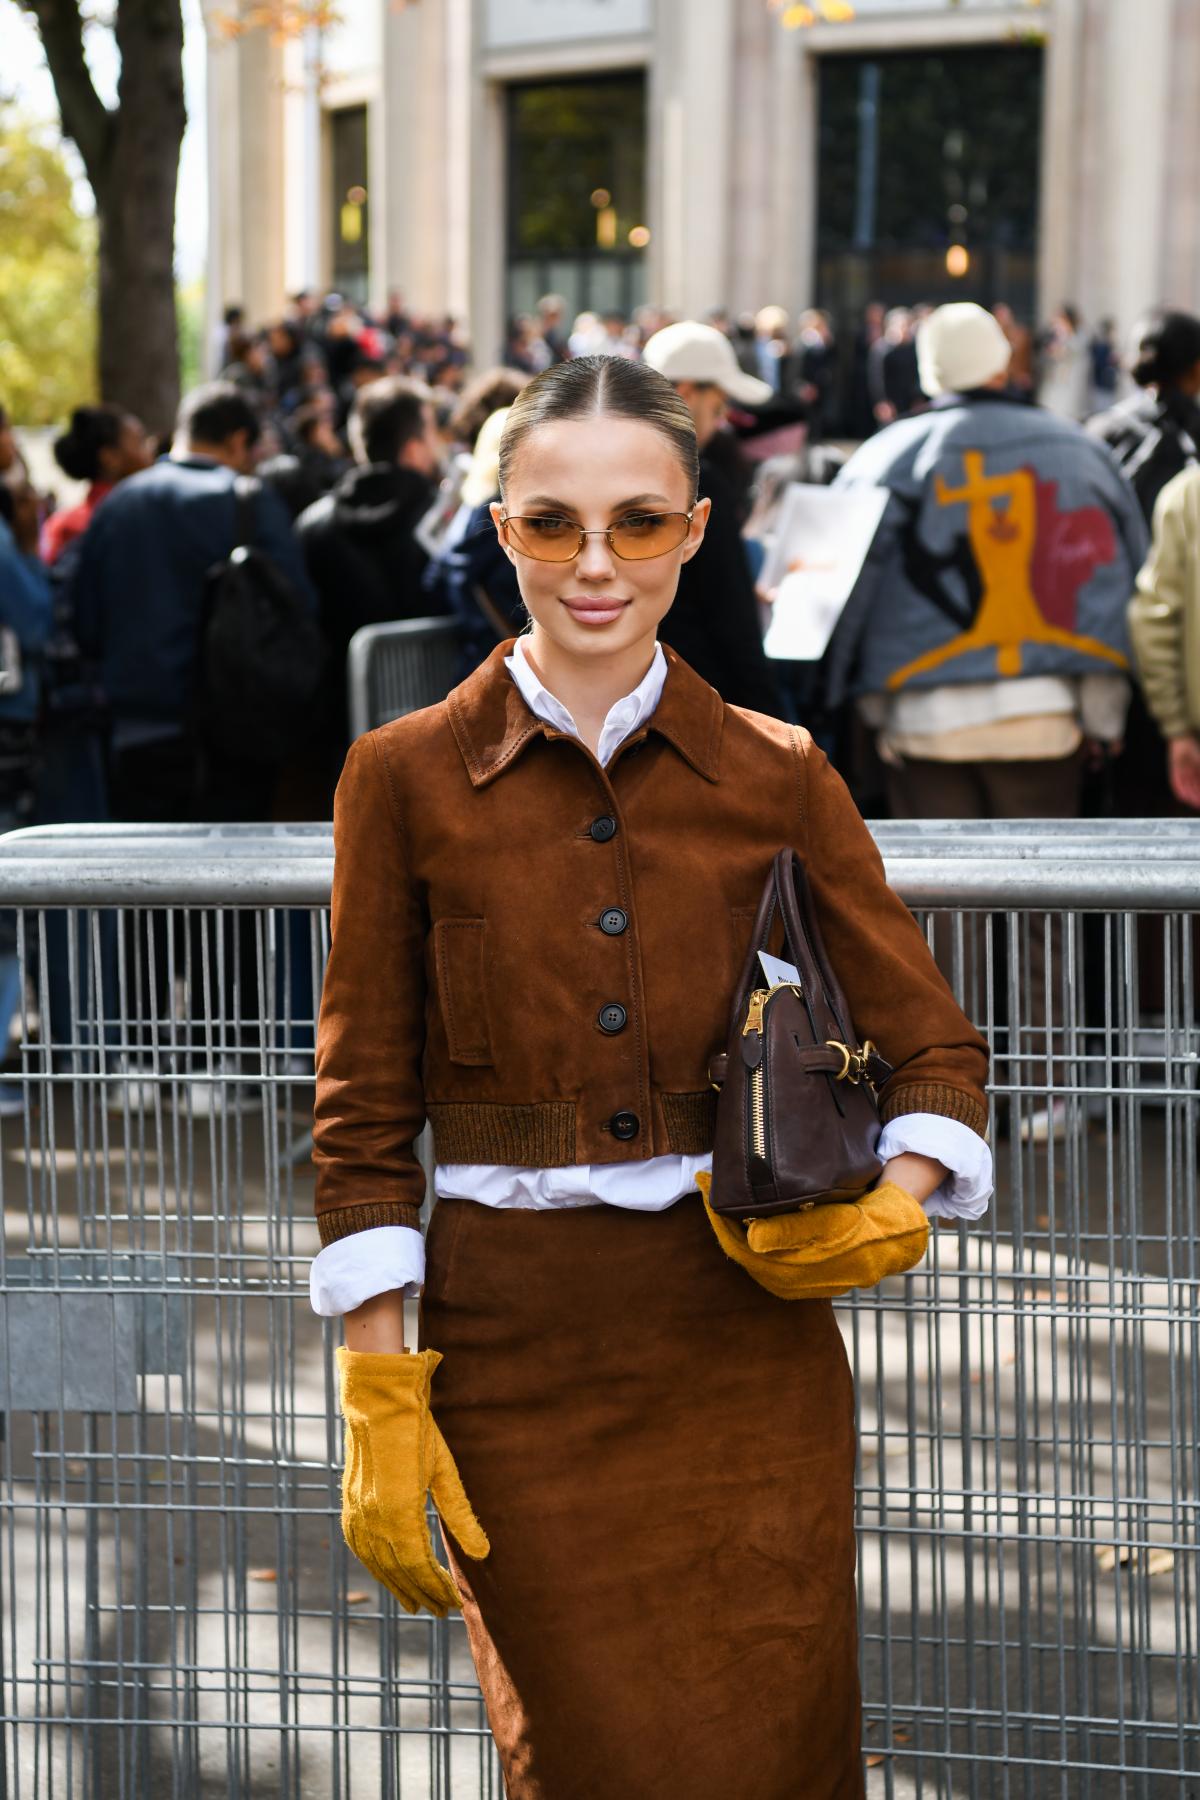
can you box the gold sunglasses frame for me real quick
[499,509,695,563]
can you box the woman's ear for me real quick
[679,495,712,565]
[489,500,517,565]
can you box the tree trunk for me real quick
[98,0,186,439]
[25,0,186,441]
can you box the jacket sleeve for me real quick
[1128,474,1194,741]
[795,729,990,1138]
[0,533,53,650]
[312,730,428,1244]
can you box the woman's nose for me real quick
[575,531,618,579]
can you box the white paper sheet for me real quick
[760,483,889,662]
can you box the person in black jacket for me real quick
[642,322,783,717]
[296,374,444,780]
[1087,309,1200,823]
[1087,309,1200,524]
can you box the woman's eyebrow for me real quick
[518,493,673,512]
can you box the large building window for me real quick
[816,46,1043,340]
[506,73,647,326]
[330,105,370,304]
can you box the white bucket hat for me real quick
[643,321,774,406]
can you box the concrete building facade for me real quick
[203,0,1200,364]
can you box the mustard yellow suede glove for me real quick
[336,1345,490,1616]
[697,1170,930,1299]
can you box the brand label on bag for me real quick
[758,952,801,988]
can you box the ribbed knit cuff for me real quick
[317,1200,423,1247]
[880,1083,988,1141]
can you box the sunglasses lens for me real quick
[611,514,689,560]
[506,518,581,561]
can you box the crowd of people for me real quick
[2,286,1200,1112]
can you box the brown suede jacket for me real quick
[312,641,989,1247]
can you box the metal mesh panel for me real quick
[0,824,1196,1797]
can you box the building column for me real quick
[235,29,287,325]
[1101,0,1172,337]
[655,0,736,316]
[1161,0,1200,307]
[1036,0,1082,327]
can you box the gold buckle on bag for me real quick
[827,1038,877,1085]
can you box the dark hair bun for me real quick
[1130,310,1200,389]
[53,404,124,481]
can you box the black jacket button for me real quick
[598,1002,627,1034]
[589,815,617,842]
[599,907,628,935]
[610,1110,640,1141]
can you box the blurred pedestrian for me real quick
[0,472,55,1110]
[1038,304,1090,421]
[1089,317,1120,415]
[831,302,1146,793]
[1128,464,1200,810]
[72,381,315,826]
[1088,308,1200,823]
[753,305,796,396]
[41,405,153,565]
[536,294,569,365]
[70,383,317,1092]
[1087,308,1200,521]
[643,321,783,715]
[829,302,1148,1136]
[992,302,1035,400]
[297,376,444,805]
[424,406,524,678]
[868,307,924,426]
[796,309,838,441]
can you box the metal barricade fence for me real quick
[0,820,1197,1799]
[346,619,462,741]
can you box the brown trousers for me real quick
[885,748,1084,1068]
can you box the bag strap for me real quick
[232,475,261,553]
[772,849,856,1045]
[724,863,781,1039]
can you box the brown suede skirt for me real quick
[419,1193,864,1800]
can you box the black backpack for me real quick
[201,476,328,766]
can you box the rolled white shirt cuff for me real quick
[309,1224,426,1317]
[876,1111,993,1222]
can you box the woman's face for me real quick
[104,416,153,482]
[491,415,709,664]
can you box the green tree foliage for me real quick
[0,114,98,424]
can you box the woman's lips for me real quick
[558,597,630,627]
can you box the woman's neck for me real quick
[522,627,658,753]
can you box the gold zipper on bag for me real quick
[741,983,802,1168]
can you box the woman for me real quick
[310,357,992,1799]
[41,404,151,565]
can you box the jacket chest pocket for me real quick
[433,918,494,1066]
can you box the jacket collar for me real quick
[447,639,724,788]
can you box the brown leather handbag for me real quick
[708,848,893,1222]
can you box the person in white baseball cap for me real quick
[641,321,782,715]
[643,321,773,448]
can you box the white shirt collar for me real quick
[504,635,668,768]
